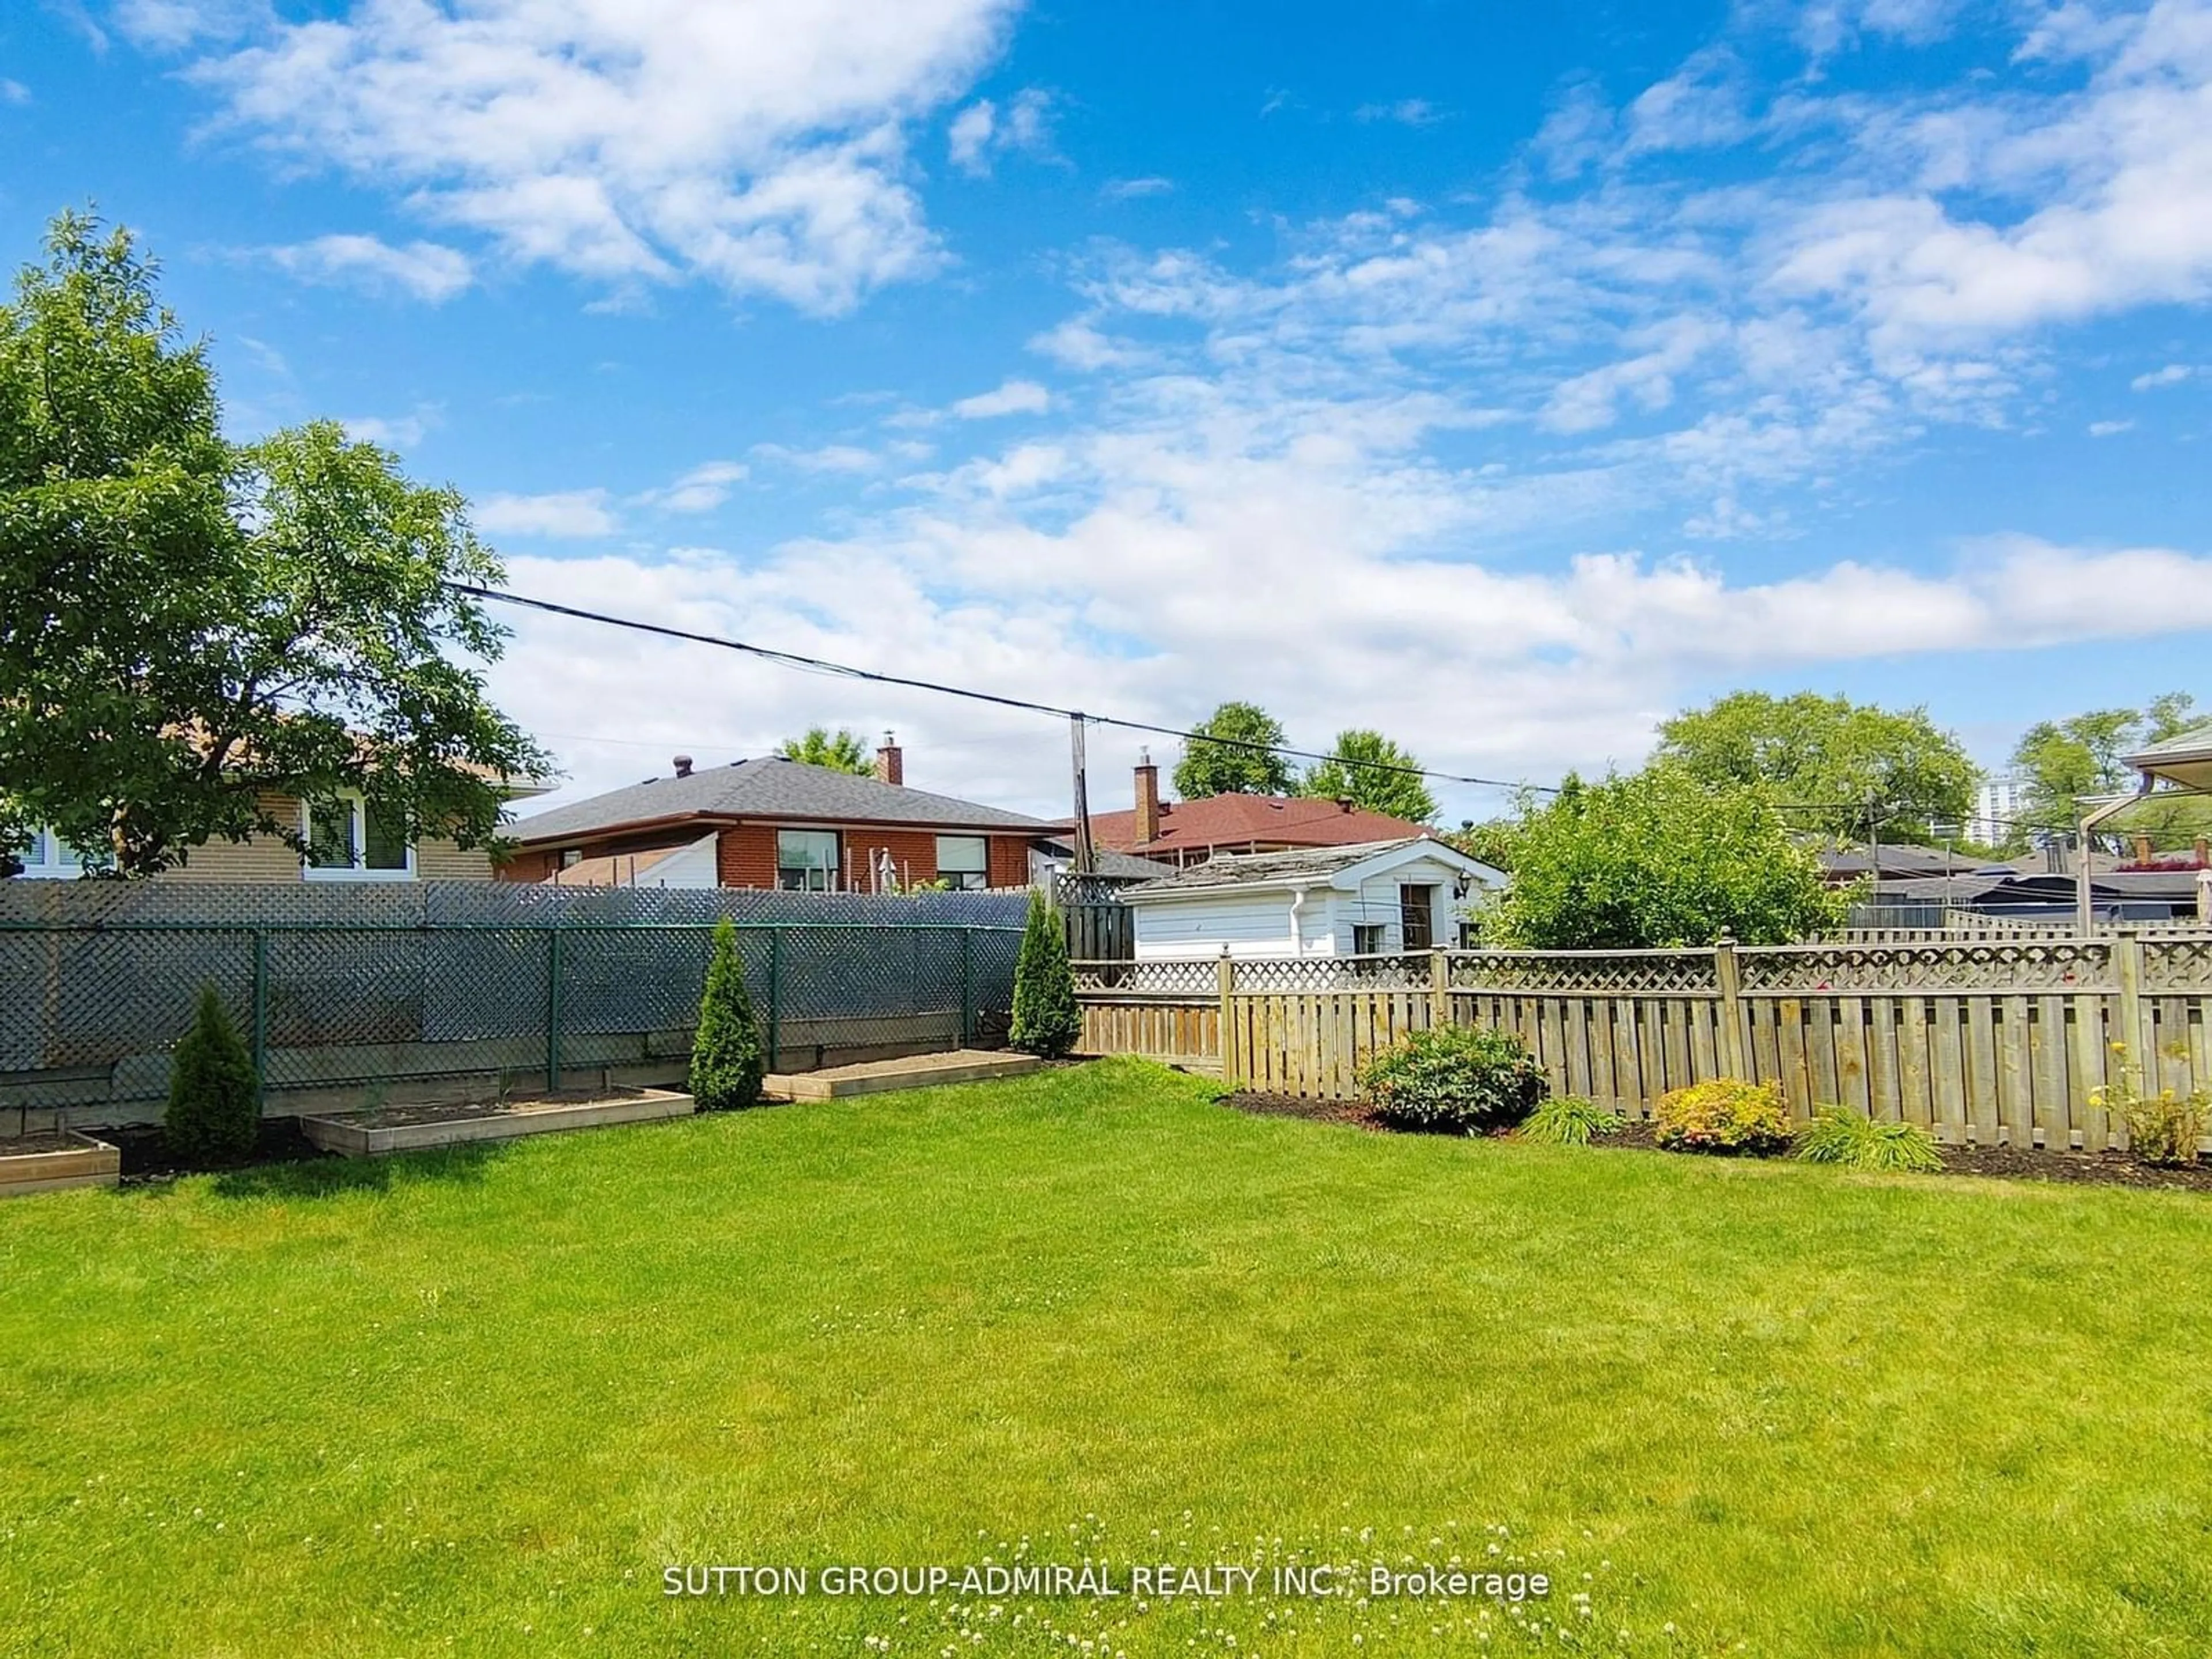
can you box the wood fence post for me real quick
[1217,946,1236,1086]
[2115,926,2145,1093]
[1714,936,1748,1081]
[1429,946,1450,1029]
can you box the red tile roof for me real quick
[1084,794,1430,859]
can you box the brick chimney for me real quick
[1135,748,1160,844]
[2132,834,2153,866]
[874,731,903,786]
[673,755,694,778]
[2196,836,2210,868]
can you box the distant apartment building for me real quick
[1969,775,2028,846]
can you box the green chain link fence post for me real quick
[959,927,974,1048]
[251,928,269,1108]
[766,927,781,1073]
[546,925,565,1092]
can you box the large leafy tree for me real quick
[1654,690,1977,846]
[1300,729,1437,823]
[776,726,874,775]
[1486,767,1846,949]
[1172,700,1294,797]
[2010,692,2209,852]
[1,211,548,876]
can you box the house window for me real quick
[1353,923,1386,956]
[1399,884,1435,950]
[559,849,582,869]
[777,829,841,891]
[303,796,414,881]
[935,835,990,891]
[14,827,103,880]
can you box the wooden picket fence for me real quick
[1074,932,2212,1151]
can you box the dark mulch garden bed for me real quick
[1219,1091,2212,1193]
[325,1087,661,1129]
[0,1131,89,1157]
[103,1118,333,1184]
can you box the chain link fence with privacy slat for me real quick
[0,882,1029,1123]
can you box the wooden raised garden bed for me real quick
[0,1130,122,1198]
[299,1087,694,1157]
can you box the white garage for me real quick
[1121,837,1504,960]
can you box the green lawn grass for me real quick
[5,1057,2211,1657]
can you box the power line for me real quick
[449,582,1557,796]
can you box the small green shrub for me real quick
[1359,1024,1547,1133]
[165,984,259,1163]
[1794,1106,1944,1173]
[689,918,765,1111]
[1653,1077,1791,1156]
[1010,888,1081,1059]
[1520,1094,1625,1146]
[2093,1045,2209,1168]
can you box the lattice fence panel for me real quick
[1074,959,1217,995]
[2142,936,2212,993]
[1449,950,1719,995]
[1737,941,2114,994]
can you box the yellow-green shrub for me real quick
[1653,1077,1790,1155]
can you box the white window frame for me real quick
[14,827,97,880]
[301,794,416,883]
[935,834,990,892]
[775,828,842,892]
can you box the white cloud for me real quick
[476,490,620,539]
[112,0,268,51]
[951,378,1051,418]
[948,99,995,173]
[2088,418,2134,435]
[187,0,1020,313]
[0,78,29,105]
[1101,176,1173,200]
[266,233,474,302]
[751,443,881,474]
[1028,316,1146,371]
[339,409,435,449]
[637,461,749,513]
[2133,363,2194,389]
[947,86,1053,175]
[1354,98,1442,126]
[1768,3,2212,350]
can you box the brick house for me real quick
[1077,751,1433,870]
[497,737,1052,891]
[10,784,543,884]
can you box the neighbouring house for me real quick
[1028,840,1180,886]
[1874,869,2207,923]
[1816,842,2013,887]
[498,736,1053,891]
[8,776,549,884]
[1078,751,1434,869]
[2126,719,2212,796]
[1120,836,1504,960]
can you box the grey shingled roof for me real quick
[508,757,1054,846]
[1126,836,1456,895]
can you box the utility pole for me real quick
[1069,712,1096,875]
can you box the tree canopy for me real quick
[1654,690,1978,846]
[2009,692,2208,853]
[1172,701,1294,797]
[777,726,874,775]
[1483,767,1846,949]
[1298,729,1437,823]
[1,211,548,877]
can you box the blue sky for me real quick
[3,0,2209,824]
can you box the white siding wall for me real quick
[1133,892,1304,959]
